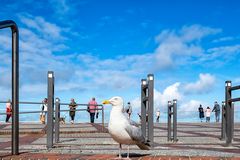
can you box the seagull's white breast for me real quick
[108,107,135,145]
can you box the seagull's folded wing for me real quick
[125,121,151,150]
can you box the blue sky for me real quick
[1,0,240,121]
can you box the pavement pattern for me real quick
[0,122,240,159]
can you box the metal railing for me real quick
[0,20,19,155]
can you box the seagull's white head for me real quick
[102,96,124,107]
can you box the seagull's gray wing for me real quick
[129,119,140,127]
[125,121,145,143]
[125,122,150,150]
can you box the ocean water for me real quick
[0,103,240,123]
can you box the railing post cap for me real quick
[173,99,177,103]
[48,71,54,78]
[147,74,154,81]
[55,98,60,102]
[141,79,147,85]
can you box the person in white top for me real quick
[40,98,48,124]
[125,102,132,119]
[156,109,160,123]
[205,106,211,122]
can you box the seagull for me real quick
[103,96,150,159]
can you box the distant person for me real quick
[156,109,160,123]
[87,97,98,123]
[205,106,211,122]
[40,98,48,124]
[125,102,132,119]
[69,98,77,124]
[5,99,12,123]
[212,101,220,122]
[137,111,141,123]
[198,104,204,122]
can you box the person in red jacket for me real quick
[87,97,98,123]
[5,99,12,123]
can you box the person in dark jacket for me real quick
[69,98,77,124]
[212,101,220,122]
[198,104,204,122]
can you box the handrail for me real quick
[0,101,103,106]
[0,108,103,115]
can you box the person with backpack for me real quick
[198,104,204,122]
[125,102,132,119]
[87,97,98,123]
[40,98,48,124]
[212,101,220,122]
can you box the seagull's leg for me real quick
[118,143,122,159]
[127,145,130,158]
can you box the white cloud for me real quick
[179,100,202,112]
[19,14,63,39]
[153,24,221,69]
[212,36,235,43]
[130,82,182,111]
[183,73,215,94]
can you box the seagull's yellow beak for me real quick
[102,100,110,104]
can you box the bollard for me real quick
[167,99,177,142]
[55,98,60,143]
[221,101,226,140]
[173,99,177,142]
[47,71,54,149]
[225,81,232,146]
[147,74,154,146]
[0,20,19,155]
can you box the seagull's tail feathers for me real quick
[136,141,151,150]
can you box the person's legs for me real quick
[92,113,95,123]
[5,114,10,122]
[216,112,220,122]
[90,113,95,123]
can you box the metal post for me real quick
[231,102,234,141]
[55,98,60,143]
[47,71,54,149]
[225,81,232,146]
[167,101,172,141]
[147,74,154,146]
[221,101,226,140]
[0,20,19,155]
[102,106,104,132]
[141,79,147,138]
[173,99,177,142]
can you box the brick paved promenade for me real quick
[0,122,240,159]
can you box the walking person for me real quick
[40,98,48,124]
[125,102,132,119]
[156,109,160,123]
[205,106,211,122]
[198,104,204,122]
[69,98,77,124]
[87,97,98,123]
[5,99,12,123]
[212,101,220,122]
